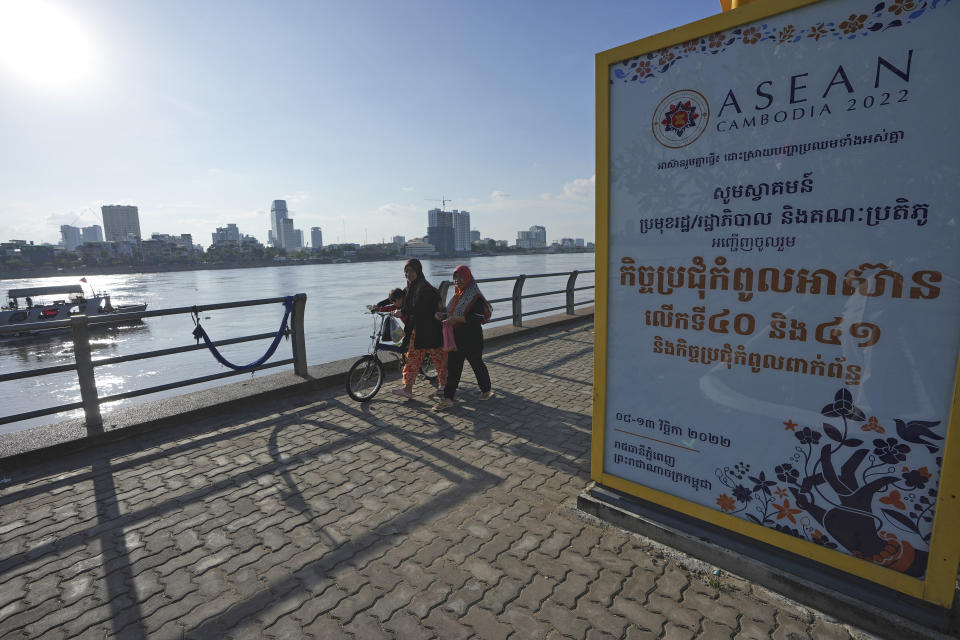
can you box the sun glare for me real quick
[0,0,98,91]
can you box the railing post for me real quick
[566,270,579,315]
[291,293,308,376]
[438,280,451,307]
[512,275,526,327]
[71,315,103,433]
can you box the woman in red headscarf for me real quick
[432,265,492,411]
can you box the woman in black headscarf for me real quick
[391,258,448,399]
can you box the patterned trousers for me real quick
[403,331,448,387]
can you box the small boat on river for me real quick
[1,285,147,336]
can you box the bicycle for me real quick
[346,310,438,402]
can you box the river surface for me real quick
[0,254,595,434]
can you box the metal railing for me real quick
[0,268,595,433]
[0,294,307,432]
[438,269,594,327]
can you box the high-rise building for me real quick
[280,218,295,251]
[517,225,547,249]
[81,225,103,244]
[470,230,481,242]
[311,227,323,251]
[270,200,289,249]
[427,209,455,257]
[102,205,142,242]
[269,200,303,250]
[60,225,82,251]
[452,209,470,253]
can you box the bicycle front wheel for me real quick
[346,356,384,402]
[419,352,438,382]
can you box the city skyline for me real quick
[53,203,586,251]
[0,1,720,246]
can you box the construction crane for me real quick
[425,197,452,210]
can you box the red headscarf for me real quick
[447,265,490,322]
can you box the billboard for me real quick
[593,0,960,606]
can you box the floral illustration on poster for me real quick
[611,0,951,85]
[714,388,943,576]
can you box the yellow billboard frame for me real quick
[592,0,960,607]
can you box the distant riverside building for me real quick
[311,227,323,251]
[470,230,481,242]
[102,205,142,242]
[212,224,241,246]
[293,228,303,250]
[82,225,103,244]
[517,225,547,249]
[452,210,470,253]
[405,238,437,257]
[151,233,194,249]
[60,225,82,251]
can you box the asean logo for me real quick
[652,89,710,149]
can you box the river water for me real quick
[0,254,595,434]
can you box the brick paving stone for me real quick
[0,321,891,640]
[462,604,514,640]
[612,595,668,635]
[648,592,701,630]
[329,583,379,622]
[515,574,557,611]
[771,611,812,640]
[526,551,571,581]
[383,610,433,640]
[444,578,487,616]
[574,598,630,638]
[537,599,591,640]
[499,604,553,639]
[551,571,591,608]
[478,575,523,615]
[343,611,392,639]
[681,588,739,630]
[661,621,697,640]
[424,606,473,640]
[407,579,452,619]
[367,581,417,622]
[699,617,736,639]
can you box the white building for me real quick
[60,225,82,251]
[452,209,470,253]
[102,205,142,242]
[405,238,437,257]
[517,225,547,249]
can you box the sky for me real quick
[0,0,721,248]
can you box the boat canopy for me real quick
[8,285,84,298]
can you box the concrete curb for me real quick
[0,308,594,471]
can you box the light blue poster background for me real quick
[604,0,958,578]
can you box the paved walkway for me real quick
[0,319,878,639]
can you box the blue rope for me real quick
[192,296,294,371]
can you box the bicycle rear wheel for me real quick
[346,355,384,402]
[419,352,438,382]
